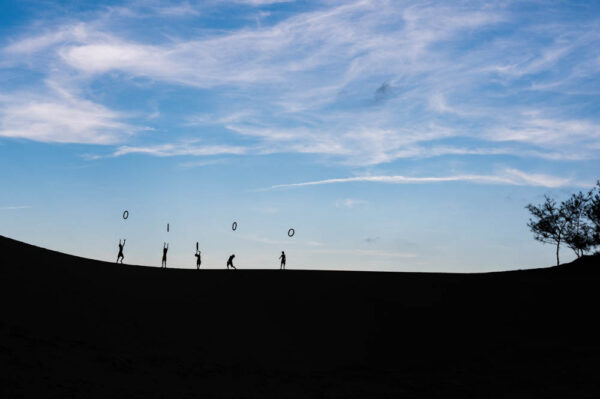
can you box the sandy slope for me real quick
[1,235,599,398]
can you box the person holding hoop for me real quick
[195,250,201,270]
[162,243,169,268]
[116,239,126,264]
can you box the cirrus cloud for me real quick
[265,169,585,190]
[1,0,599,169]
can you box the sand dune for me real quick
[1,235,599,398]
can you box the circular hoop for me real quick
[232,222,238,231]
[288,228,295,237]
[167,223,170,232]
[122,210,129,220]
[196,241,199,251]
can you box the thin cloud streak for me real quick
[178,158,228,168]
[266,169,580,190]
[335,198,367,208]
[111,143,248,157]
[0,205,31,210]
[234,0,295,5]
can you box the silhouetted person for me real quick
[116,239,126,264]
[195,250,201,270]
[227,254,236,270]
[279,251,286,270]
[162,243,168,268]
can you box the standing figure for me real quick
[116,239,126,264]
[279,251,286,270]
[162,243,169,268]
[227,254,236,270]
[195,250,201,270]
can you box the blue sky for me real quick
[1,0,599,271]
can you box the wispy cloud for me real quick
[110,143,248,157]
[488,114,600,148]
[234,0,294,5]
[0,82,137,144]
[0,205,30,210]
[4,1,506,98]
[3,23,91,55]
[266,169,581,190]
[1,0,599,167]
[335,198,367,208]
[178,158,228,168]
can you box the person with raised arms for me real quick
[116,239,126,264]
[195,250,201,270]
[162,243,168,268]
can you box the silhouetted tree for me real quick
[587,181,600,249]
[562,191,593,258]
[526,196,568,266]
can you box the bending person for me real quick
[162,242,168,268]
[116,239,126,264]
[227,254,236,270]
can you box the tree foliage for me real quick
[526,196,568,266]
[561,191,593,258]
[587,181,600,248]
[526,183,600,265]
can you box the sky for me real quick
[1,0,599,272]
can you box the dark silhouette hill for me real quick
[1,235,599,398]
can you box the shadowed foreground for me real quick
[1,235,599,398]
